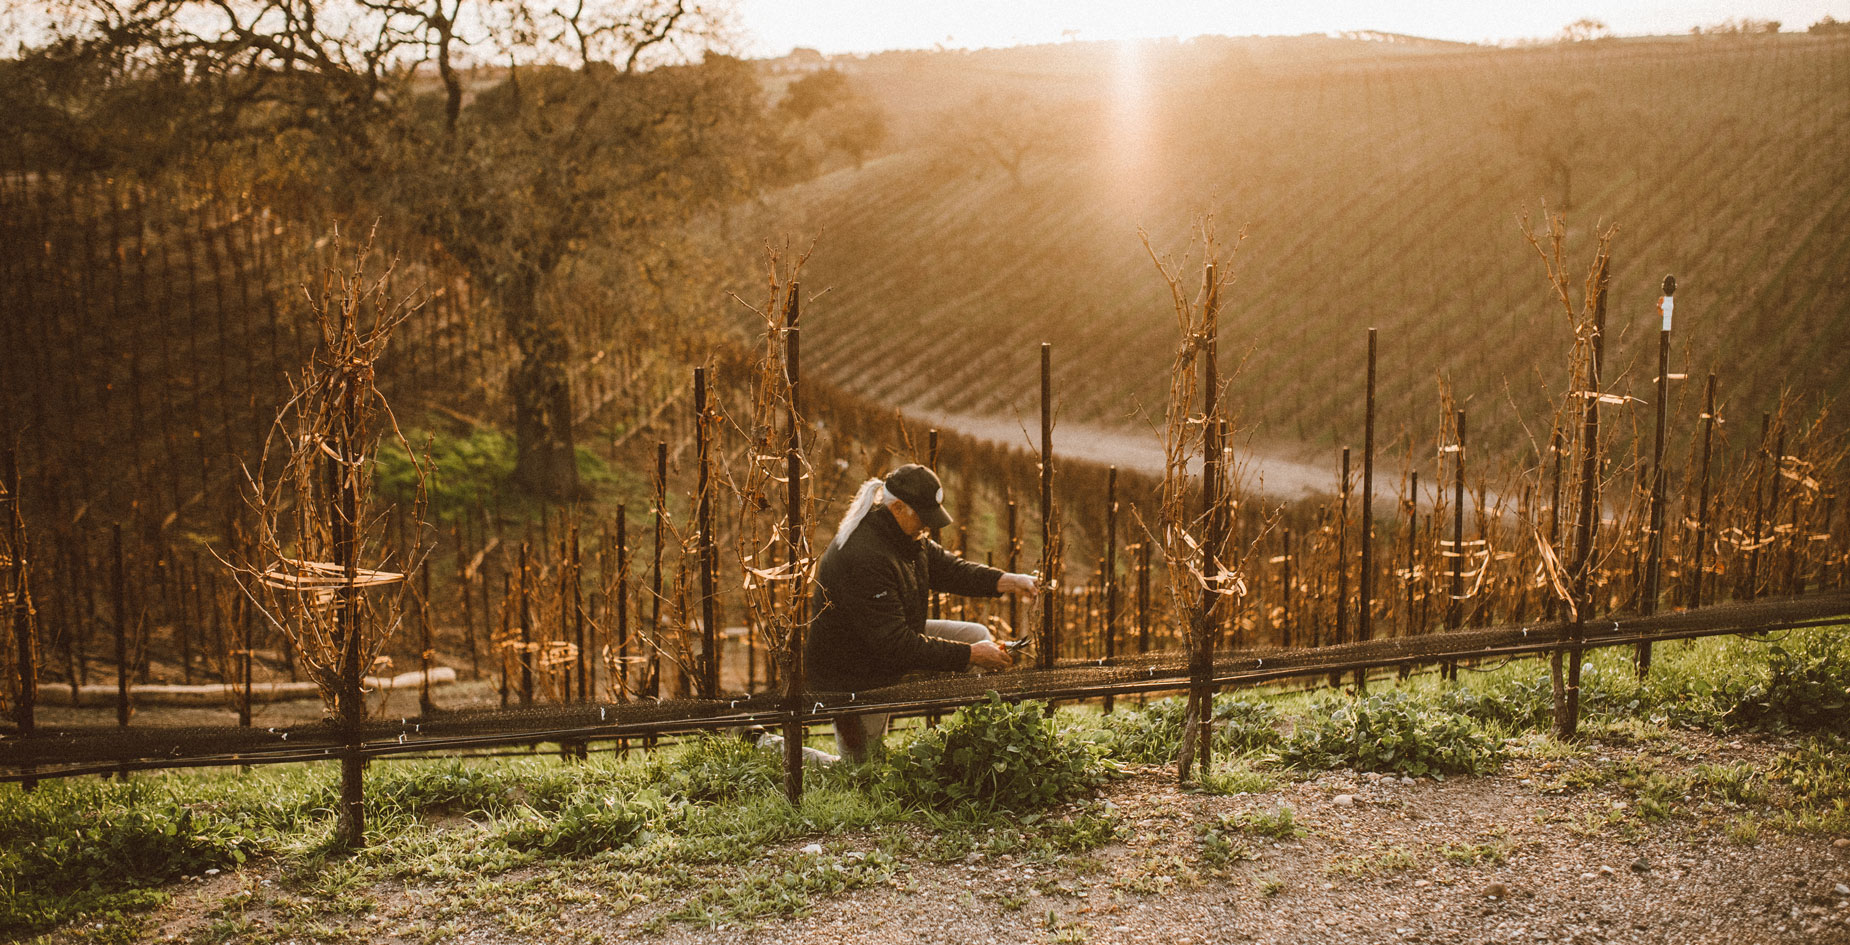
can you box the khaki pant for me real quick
[834,619,991,763]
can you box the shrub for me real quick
[887,693,1106,811]
[1282,690,1504,777]
[1194,817,1254,868]
[1225,805,1305,840]
[0,789,254,890]
[1720,632,1850,733]
[1214,696,1287,753]
[1200,760,1278,795]
[1441,660,1671,734]
[375,427,514,523]
[1096,694,1282,765]
[1196,806,1303,867]
[1096,697,1186,764]
[1437,681,1547,731]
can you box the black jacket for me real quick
[805,506,1003,692]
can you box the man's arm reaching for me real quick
[995,571,1039,596]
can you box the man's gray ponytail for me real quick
[826,478,886,552]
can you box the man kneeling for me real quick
[805,464,1038,762]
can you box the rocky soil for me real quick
[115,727,1850,945]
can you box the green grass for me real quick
[0,766,327,940]
[1224,805,1308,841]
[1195,804,1306,870]
[1440,836,1511,866]
[1199,759,1280,796]
[8,626,1847,940]
[1327,843,1421,877]
[0,710,1112,940]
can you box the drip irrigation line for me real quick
[1732,629,1798,646]
[1457,656,1521,674]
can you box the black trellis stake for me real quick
[695,367,717,699]
[649,442,667,700]
[1039,343,1056,671]
[1639,275,1674,677]
[1281,527,1294,649]
[1103,465,1118,713]
[616,504,629,702]
[1546,429,1564,620]
[498,573,511,707]
[1337,447,1351,648]
[1399,470,1417,680]
[1768,423,1788,597]
[1446,409,1467,683]
[5,449,36,750]
[1006,499,1020,636]
[1359,329,1377,671]
[518,541,533,705]
[928,429,941,622]
[1136,537,1152,653]
[111,524,130,729]
[923,427,941,731]
[419,558,435,715]
[571,523,588,705]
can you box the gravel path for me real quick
[602,732,1850,945]
[122,730,1850,944]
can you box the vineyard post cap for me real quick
[1659,275,1677,331]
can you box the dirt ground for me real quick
[113,727,1850,945]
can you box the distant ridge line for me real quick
[1335,30,1480,48]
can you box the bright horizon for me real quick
[734,0,1850,56]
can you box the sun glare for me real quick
[1103,39,1155,194]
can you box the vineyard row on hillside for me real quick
[2,209,1845,739]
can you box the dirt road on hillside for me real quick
[926,411,1408,505]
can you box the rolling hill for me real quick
[750,33,1850,471]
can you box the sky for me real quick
[732,0,1850,56]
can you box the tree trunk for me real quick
[504,273,579,500]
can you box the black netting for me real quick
[4,590,1847,779]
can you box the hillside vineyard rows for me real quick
[1,34,1847,775]
[770,36,1850,459]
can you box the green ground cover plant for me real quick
[376,428,516,523]
[1280,689,1505,777]
[1198,759,1279,796]
[1720,633,1850,732]
[1765,735,1850,835]
[0,771,320,938]
[1193,803,1306,868]
[1094,694,1283,765]
[1398,627,1850,738]
[5,626,1846,941]
[887,693,1113,811]
[375,426,642,524]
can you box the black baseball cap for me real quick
[885,464,951,529]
